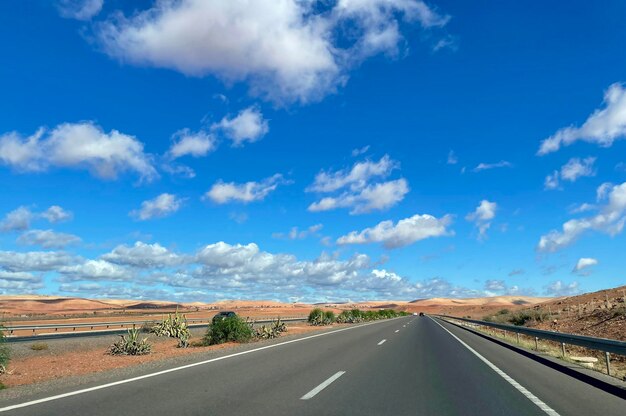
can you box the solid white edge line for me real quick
[300,371,346,400]
[377,339,386,345]
[429,317,560,416]
[0,318,403,413]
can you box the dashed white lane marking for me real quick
[377,339,387,345]
[300,371,346,400]
[403,325,406,327]
[430,318,560,416]
[0,320,396,413]
[395,330,400,333]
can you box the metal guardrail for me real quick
[2,317,308,342]
[434,315,626,357]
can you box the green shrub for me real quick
[324,311,335,324]
[308,308,325,325]
[109,326,152,356]
[204,316,253,345]
[151,310,190,348]
[255,318,288,339]
[0,324,9,374]
[496,309,510,315]
[30,342,48,351]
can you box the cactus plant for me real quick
[151,309,190,348]
[109,326,151,356]
[0,324,9,374]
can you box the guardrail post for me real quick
[516,332,520,344]
[534,337,539,351]
[605,352,611,376]
[561,342,566,358]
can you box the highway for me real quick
[1,316,624,415]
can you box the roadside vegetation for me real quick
[30,342,48,351]
[310,308,408,325]
[483,309,550,326]
[204,315,254,345]
[0,324,9,376]
[109,326,152,356]
[151,310,191,348]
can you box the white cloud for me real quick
[544,280,580,296]
[337,213,453,249]
[41,205,73,223]
[538,181,626,252]
[539,83,626,155]
[212,107,269,146]
[308,178,409,214]
[167,129,216,159]
[560,157,596,181]
[473,161,512,172]
[17,229,81,249]
[447,150,458,165]
[57,0,103,21]
[60,260,134,281]
[466,200,497,239]
[102,242,186,268]
[308,155,397,193]
[544,171,560,190]
[204,174,288,204]
[352,145,370,157]
[307,155,408,214]
[0,251,74,272]
[0,122,157,182]
[0,270,44,294]
[96,0,448,104]
[0,206,35,231]
[569,203,596,214]
[130,193,184,221]
[573,257,598,274]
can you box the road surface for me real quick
[1,316,624,415]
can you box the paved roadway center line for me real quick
[377,339,387,345]
[300,371,346,400]
[429,317,561,416]
[0,318,402,413]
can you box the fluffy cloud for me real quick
[102,242,186,268]
[539,83,626,155]
[538,181,626,252]
[0,122,157,181]
[57,0,103,21]
[60,260,134,281]
[96,0,448,104]
[212,107,269,146]
[473,161,512,172]
[308,179,409,214]
[447,150,458,165]
[0,270,44,293]
[466,200,497,239]
[0,251,74,272]
[337,213,453,249]
[167,129,216,159]
[0,206,34,231]
[204,174,288,204]
[0,205,73,232]
[307,155,409,214]
[352,145,370,157]
[544,280,580,296]
[573,257,598,275]
[17,229,81,249]
[41,205,73,223]
[130,193,184,221]
[546,157,597,190]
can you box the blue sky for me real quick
[0,0,625,302]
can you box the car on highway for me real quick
[413,312,418,316]
[419,312,425,316]
[212,311,237,323]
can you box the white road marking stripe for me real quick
[395,330,400,333]
[430,318,560,416]
[300,371,346,400]
[403,325,406,327]
[0,320,396,413]
[377,339,386,345]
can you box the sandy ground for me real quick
[0,324,332,388]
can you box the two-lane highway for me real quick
[1,316,624,415]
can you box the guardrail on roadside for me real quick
[2,317,308,342]
[434,314,626,376]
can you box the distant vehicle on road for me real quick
[413,312,418,316]
[419,312,425,316]
[212,311,237,323]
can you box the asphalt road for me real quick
[1,316,624,415]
